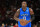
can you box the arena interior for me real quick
[0,0,40,27]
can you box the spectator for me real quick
[14,23,18,27]
[5,24,9,27]
[1,23,5,27]
[10,23,13,27]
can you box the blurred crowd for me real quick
[0,23,18,27]
[0,0,40,27]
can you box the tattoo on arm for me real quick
[14,9,20,21]
[29,8,34,15]
[29,8,35,22]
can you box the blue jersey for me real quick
[18,7,31,27]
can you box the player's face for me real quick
[22,2,27,7]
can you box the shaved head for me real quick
[22,1,27,8]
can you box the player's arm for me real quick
[29,8,34,15]
[29,8,35,21]
[14,9,20,21]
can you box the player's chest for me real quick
[20,10,30,16]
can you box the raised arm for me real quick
[14,9,20,21]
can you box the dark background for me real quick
[0,0,40,26]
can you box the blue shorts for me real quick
[18,22,31,27]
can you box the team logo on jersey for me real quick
[21,14,28,16]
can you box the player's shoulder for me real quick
[29,8,32,9]
[17,9,20,12]
[27,7,32,9]
[29,8,33,10]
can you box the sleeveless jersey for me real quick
[18,7,31,26]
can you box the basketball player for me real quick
[14,1,34,27]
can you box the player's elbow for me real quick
[32,13,34,15]
[31,12,34,15]
[32,12,34,15]
[14,18,15,20]
[14,16,16,20]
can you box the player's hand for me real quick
[19,19,28,26]
[19,19,26,22]
[19,19,23,22]
[25,19,31,24]
[19,19,31,26]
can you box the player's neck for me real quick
[22,7,26,9]
[22,7,27,12]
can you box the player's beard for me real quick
[22,5,26,9]
[22,6,26,9]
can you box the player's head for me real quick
[22,1,27,7]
